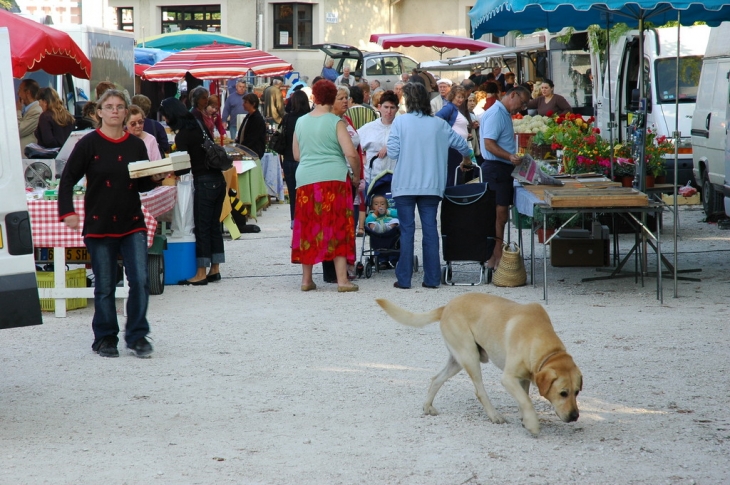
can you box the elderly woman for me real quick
[436,85,472,186]
[126,105,162,161]
[292,79,360,292]
[34,87,74,149]
[160,97,226,286]
[57,89,168,358]
[527,79,572,116]
[387,82,472,289]
[237,93,267,158]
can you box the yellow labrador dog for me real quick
[376,293,582,436]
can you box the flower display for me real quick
[644,130,674,176]
[533,113,610,175]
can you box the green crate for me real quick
[36,268,88,312]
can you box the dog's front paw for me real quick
[488,412,507,424]
[522,415,540,436]
[423,404,439,416]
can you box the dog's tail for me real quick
[376,299,444,328]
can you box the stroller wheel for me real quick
[413,255,419,273]
[365,262,374,278]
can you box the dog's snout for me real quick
[568,410,579,422]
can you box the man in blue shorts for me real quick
[478,86,532,269]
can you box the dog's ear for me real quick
[535,369,557,397]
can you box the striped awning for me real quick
[141,44,293,81]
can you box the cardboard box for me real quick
[551,237,607,267]
[662,193,701,205]
[128,151,191,178]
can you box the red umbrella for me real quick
[0,9,91,79]
[369,33,503,59]
[142,44,293,81]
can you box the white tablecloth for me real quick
[261,152,286,201]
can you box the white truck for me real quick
[0,28,43,330]
[594,25,710,187]
[690,22,730,217]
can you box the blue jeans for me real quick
[193,173,226,268]
[85,231,149,348]
[393,195,441,288]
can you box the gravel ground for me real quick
[2,202,729,484]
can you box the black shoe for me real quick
[178,278,208,286]
[92,337,119,358]
[129,337,153,358]
[206,273,221,282]
[421,282,439,289]
[393,282,410,289]
[241,224,261,233]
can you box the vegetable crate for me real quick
[36,268,88,311]
[515,133,536,150]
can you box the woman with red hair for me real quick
[291,80,360,292]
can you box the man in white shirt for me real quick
[335,66,354,86]
[16,79,42,157]
[430,78,452,113]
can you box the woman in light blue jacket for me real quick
[386,82,471,289]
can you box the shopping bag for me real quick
[170,173,195,238]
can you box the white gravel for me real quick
[2,202,729,484]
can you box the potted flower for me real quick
[543,114,611,176]
[644,130,673,183]
[613,156,636,187]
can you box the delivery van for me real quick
[594,25,710,187]
[690,22,730,217]
[0,28,43,330]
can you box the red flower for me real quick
[592,127,600,134]
[551,143,562,150]
[546,110,554,117]
[585,135,597,144]
[656,135,667,144]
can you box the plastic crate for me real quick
[36,268,88,311]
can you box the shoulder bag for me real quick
[195,119,233,171]
[268,114,287,154]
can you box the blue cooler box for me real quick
[163,241,196,285]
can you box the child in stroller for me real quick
[357,171,405,278]
[365,195,399,233]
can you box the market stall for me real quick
[513,180,664,303]
[28,185,177,317]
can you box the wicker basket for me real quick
[492,242,527,287]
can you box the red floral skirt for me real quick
[291,180,355,265]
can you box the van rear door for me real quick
[0,28,43,330]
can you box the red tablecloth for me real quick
[28,185,177,248]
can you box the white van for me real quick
[0,28,43,329]
[594,25,710,187]
[690,22,730,217]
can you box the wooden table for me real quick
[513,181,665,303]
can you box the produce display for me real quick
[511,114,552,134]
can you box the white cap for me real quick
[436,78,453,86]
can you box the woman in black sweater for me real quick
[236,93,267,159]
[160,97,226,286]
[281,90,311,222]
[58,89,167,358]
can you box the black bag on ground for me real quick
[195,119,233,171]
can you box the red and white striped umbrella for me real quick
[141,43,293,81]
[369,33,503,58]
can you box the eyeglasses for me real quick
[128,120,144,127]
[102,105,126,112]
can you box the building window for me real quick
[273,3,312,49]
[161,5,222,33]
[116,8,134,33]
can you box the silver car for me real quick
[314,43,418,90]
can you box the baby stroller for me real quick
[357,167,418,278]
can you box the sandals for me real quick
[301,282,317,292]
[337,283,359,292]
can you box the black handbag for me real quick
[268,115,287,154]
[195,119,233,171]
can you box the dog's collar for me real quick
[537,350,562,372]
